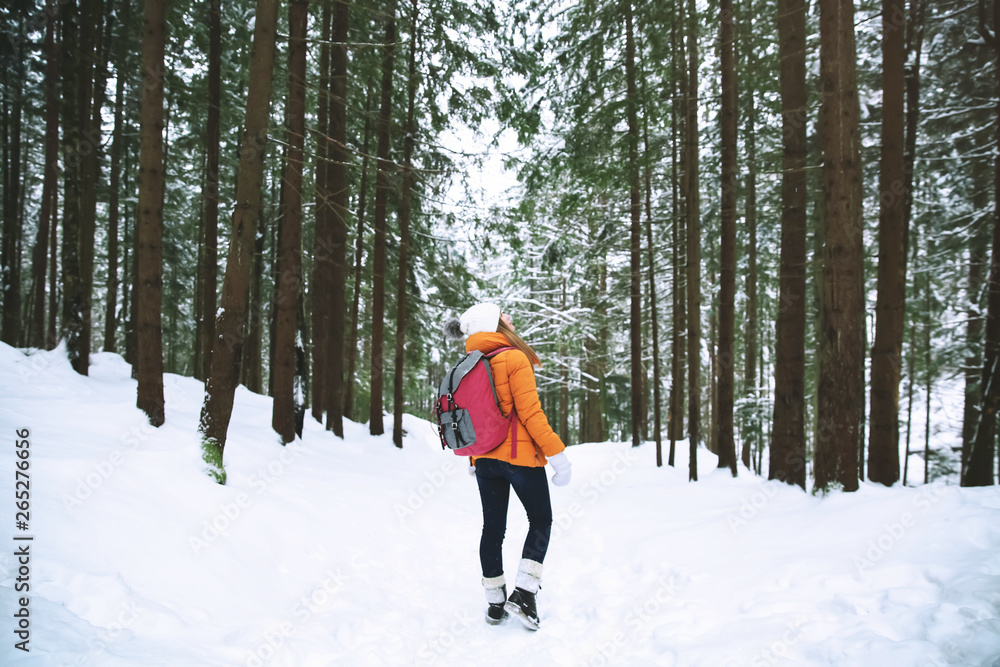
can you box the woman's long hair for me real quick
[497,317,541,367]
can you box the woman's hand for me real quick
[548,452,572,486]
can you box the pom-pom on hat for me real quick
[459,302,502,337]
[443,318,464,341]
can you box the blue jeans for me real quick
[475,458,553,579]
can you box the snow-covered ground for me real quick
[1,342,999,666]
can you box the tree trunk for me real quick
[326,0,350,437]
[61,0,84,368]
[167,266,177,372]
[686,0,701,481]
[708,270,717,456]
[135,0,168,425]
[194,153,206,377]
[717,0,738,475]
[45,187,60,350]
[199,0,279,483]
[104,0,131,353]
[560,278,570,444]
[48,176,59,350]
[2,6,26,347]
[267,202,278,396]
[625,1,643,449]
[272,0,307,443]
[742,13,759,471]
[195,0,222,381]
[868,0,907,486]
[241,210,265,393]
[125,183,138,367]
[345,88,373,421]
[815,0,864,493]
[644,112,663,465]
[79,0,107,366]
[962,0,1000,486]
[965,0,999,487]
[311,3,332,423]
[583,210,606,445]
[964,166,990,483]
[902,0,925,257]
[903,261,917,485]
[923,246,933,483]
[393,0,418,448]
[742,137,758,469]
[62,0,101,371]
[771,0,808,489]
[669,6,684,462]
[295,288,308,435]
[901,0,930,478]
[370,1,397,436]
[965,0,1000,486]
[159,94,173,372]
[29,0,61,350]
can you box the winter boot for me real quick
[504,558,542,630]
[482,575,508,625]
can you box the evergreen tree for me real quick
[967,0,1000,487]
[1,1,28,347]
[325,0,350,438]
[625,0,643,448]
[195,0,222,382]
[369,0,396,437]
[717,0,738,475]
[272,0,307,444]
[686,0,702,481]
[868,0,907,486]
[200,0,279,483]
[392,0,420,448]
[135,0,168,425]
[815,0,864,493]
[28,0,61,350]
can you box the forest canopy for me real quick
[0,0,996,489]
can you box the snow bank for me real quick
[1,342,999,666]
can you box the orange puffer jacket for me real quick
[466,331,566,468]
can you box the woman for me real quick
[446,302,572,631]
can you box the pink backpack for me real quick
[435,347,519,457]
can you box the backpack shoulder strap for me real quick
[483,346,519,458]
[484,346,516,359]
[440,350,485,396]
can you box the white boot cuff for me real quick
[482,575,507,604]
[514,558,543,594]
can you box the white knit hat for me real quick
[459,303,502,337]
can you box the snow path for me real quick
[1,343,999,666]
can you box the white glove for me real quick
[468,462,477,476]
[548,452,572,486]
